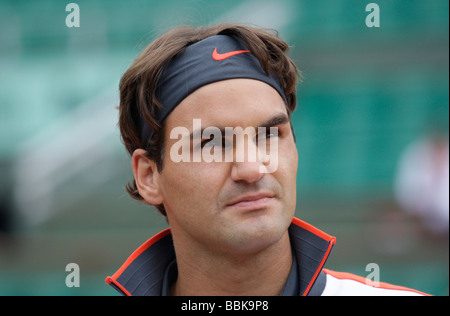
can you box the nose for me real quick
[231,160,265,184]
[230,139,265,184]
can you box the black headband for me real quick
[139,34,287,146]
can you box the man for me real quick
[105,24,428,296]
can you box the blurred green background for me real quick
[0,0,448,296]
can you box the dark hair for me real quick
[118,24,300,216]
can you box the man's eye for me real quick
[201,139,216,148]
[257,130,278,142]
[201,137,230,148]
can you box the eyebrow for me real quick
[191,113,290,139]
[259,113,290,129]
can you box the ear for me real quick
[131,149,164,205]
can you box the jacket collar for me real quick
[105,217,336,296]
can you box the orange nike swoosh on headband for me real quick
[212,47,250,61]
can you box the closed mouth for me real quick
[226,193,275,209]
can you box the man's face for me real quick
[158,79,298,255]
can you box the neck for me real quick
[171,231,292,296]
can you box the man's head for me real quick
[119,24,299,254]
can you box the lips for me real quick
[226,192,275,210]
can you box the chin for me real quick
[223,211,291,254]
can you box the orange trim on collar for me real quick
[105,228,171,284]
[291,217,336,243]
[291,217,336,296]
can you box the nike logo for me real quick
[212,47,250,61]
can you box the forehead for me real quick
[165,78,287,129]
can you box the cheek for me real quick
[276,137,298,174]
[275,141,298,201]
[159,161,229,215]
